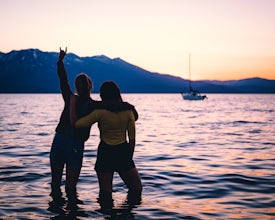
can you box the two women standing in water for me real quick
[71,81,142,209]
[49,48,142,209]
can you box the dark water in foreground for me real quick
[0,94,275,219]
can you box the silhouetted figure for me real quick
[50,47,93,204]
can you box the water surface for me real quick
[0,94,274,219]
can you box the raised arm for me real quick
[57,47,72,101]
[58,47,67,62]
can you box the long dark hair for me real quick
[100,81,122,101]
[74,73,92,98]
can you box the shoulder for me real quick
[125,110,135,119]
[91,109,108,116]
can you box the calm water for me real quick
[0,94,275,219]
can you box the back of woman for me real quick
[79,109,135,146]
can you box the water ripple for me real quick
[1,94,275,219]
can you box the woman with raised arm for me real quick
[50,47,93,204]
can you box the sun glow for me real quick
[0,0,274,80]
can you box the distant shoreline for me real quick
[1,92,275,94]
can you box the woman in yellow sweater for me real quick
[70,81,142,209]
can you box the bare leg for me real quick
[119,168,142,191]
[50,162,64,198]
[96,172,114,209]
[48,163,66,212]
[66,166,81,190]
[119,168,142,204]
[65,166,82,203]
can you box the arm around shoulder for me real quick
[124,102,138,121]
[70,94,96,128]
[132,106,139,121]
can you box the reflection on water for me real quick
[0,94,275,219]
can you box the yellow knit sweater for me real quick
[75,109,135,145]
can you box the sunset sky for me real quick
[1,0,274,80]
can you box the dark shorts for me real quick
[95,141,136,173]
[50,132,84,169]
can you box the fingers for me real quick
[59,46,67,53]
[58,47,67,61]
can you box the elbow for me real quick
[74,121,80,128]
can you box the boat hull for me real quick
[182,92,207,100]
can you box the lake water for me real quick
[0,94,274,219]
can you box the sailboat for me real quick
[182,54,207,100]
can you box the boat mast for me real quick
[188,53,191,92]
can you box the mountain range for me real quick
[0,49,274,93]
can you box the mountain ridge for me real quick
[0,49,274,93]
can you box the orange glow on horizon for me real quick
[0,0,274,81]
